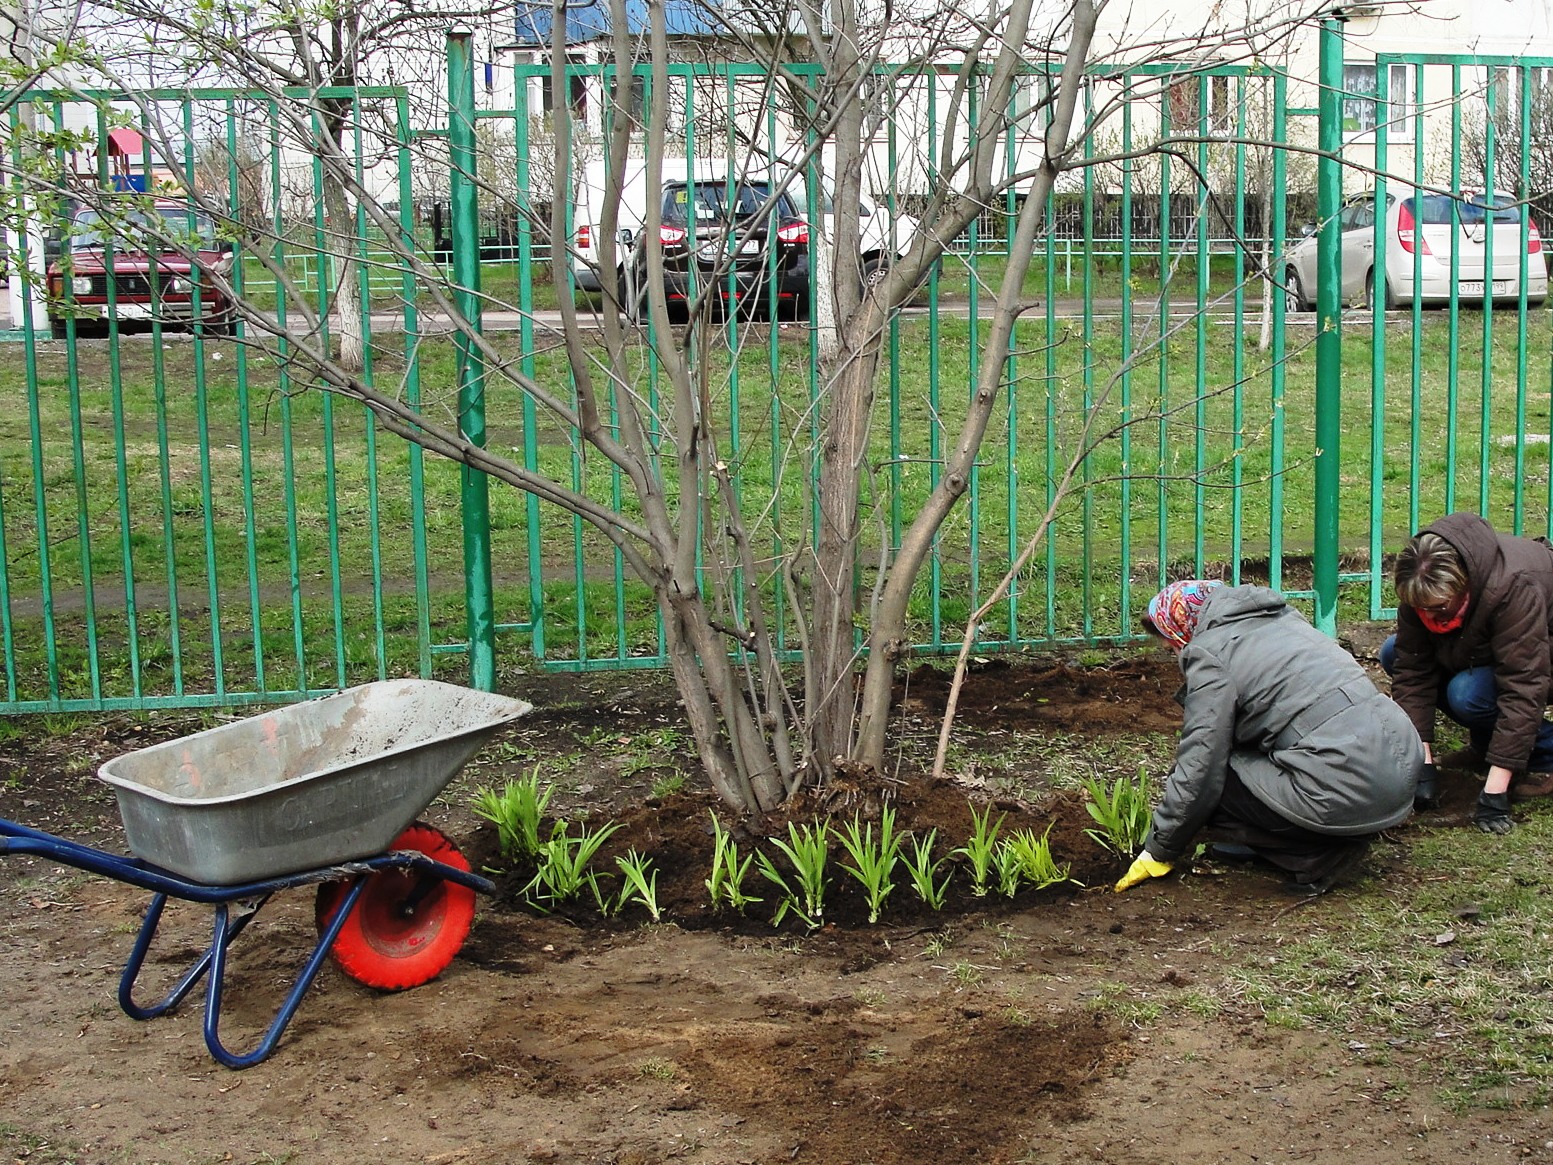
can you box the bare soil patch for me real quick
[2,650,1551,1164]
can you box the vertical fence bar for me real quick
[1444,64,1462,515]
[1480,75,1497,518]
[1269,70,1287,595]
[926,73,942,639]
[1230,74,1246,581]
[512,67,546,660]
[1408,65,1425,537]
[1156,90,1171,590]
[447,31,497,690]
[1080,75,1095,639]
[270,100,307,687]
[352,96,388,681]
[1513,65,1533,534]
[397,98,434,679]
[1312,18,1344,634]
[230,97,265,693]
[1369,68,1389,618]
[1119,95,1135,628]
[183,100,224,697]
[1194,75,1210,574]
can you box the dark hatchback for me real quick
[625,179,809,321]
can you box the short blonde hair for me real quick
[1395,532,1469,608]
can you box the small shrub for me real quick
[994,824,1072,896]
[954,802,1006,897]
[706,812,763,914]
[757,820,831,930]
[614,849,662,921]
[524,818,621,911]
[472,767,554,862]
[904,828,952,909]
[1082,765,1154,857]
[837,807,906,924]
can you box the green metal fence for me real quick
[2,32,1552,712]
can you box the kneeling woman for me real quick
[1116,582,1422,896]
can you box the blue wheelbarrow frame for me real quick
[0,816,494,1069]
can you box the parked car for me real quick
[619,177,808,321]
[1284,188,1548,313]
[572,158,920,321]
[47,199,236,338]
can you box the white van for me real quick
[569,157,922,318]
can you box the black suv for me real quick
[623,179,809,322]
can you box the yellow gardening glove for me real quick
[1114,850,1174,892]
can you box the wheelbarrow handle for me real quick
[1,817,494,899]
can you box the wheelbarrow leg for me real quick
[118,893,267,1021]
[201,876,368,1070]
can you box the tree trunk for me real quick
[324,170,365,371]
[807,313,886,772]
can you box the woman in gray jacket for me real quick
[1115,582,1423,897]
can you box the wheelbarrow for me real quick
[0,679,531,1069]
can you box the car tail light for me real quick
[1397,202,1431,255]
[660,224,687,246]
[577,223,591,249]
[777,221,809,245]
[1529,217,1543,255]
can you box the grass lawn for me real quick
[0,293,1550,703]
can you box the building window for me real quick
[1488,65,1553,120]
[1166,74,1230,135]
[1343,62,1413,142]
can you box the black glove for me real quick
[1414,762,1439,811]
[1474,790,1514,835]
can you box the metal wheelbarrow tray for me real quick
[0,679,532,1068]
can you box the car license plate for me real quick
[116,303,155,320]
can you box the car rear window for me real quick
[662,182,797,224]
[1406,194,1523,226]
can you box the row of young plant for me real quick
[471,767,1154,929]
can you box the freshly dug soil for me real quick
[2,651,1550,1164]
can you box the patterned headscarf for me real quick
[1146,580,1224,650]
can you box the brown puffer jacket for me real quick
[1391,511,1553,770]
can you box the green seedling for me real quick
[524,818,622,911]
[837,807,905,924]
[650,772,686,799]
[954,801,1006,897]
[904,828,952,909]
[614,848,662,921]
[706,812,763,913]
[995,824,1072,896]
[473,767,554,862]
[1082,765,1154,857]
[756,820,831,930]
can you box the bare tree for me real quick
[7,0,1336,816]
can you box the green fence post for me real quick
[1313,16,1344,636]
[448,31,497,690]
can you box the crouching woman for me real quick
[1115,582,1422,897]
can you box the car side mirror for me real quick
[1299,223,1316,238]
[618,228,634,248]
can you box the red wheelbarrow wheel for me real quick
[315,823,477,991]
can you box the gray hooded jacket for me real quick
[1145,586,1422,863]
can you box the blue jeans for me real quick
[1379,634,1553,770]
